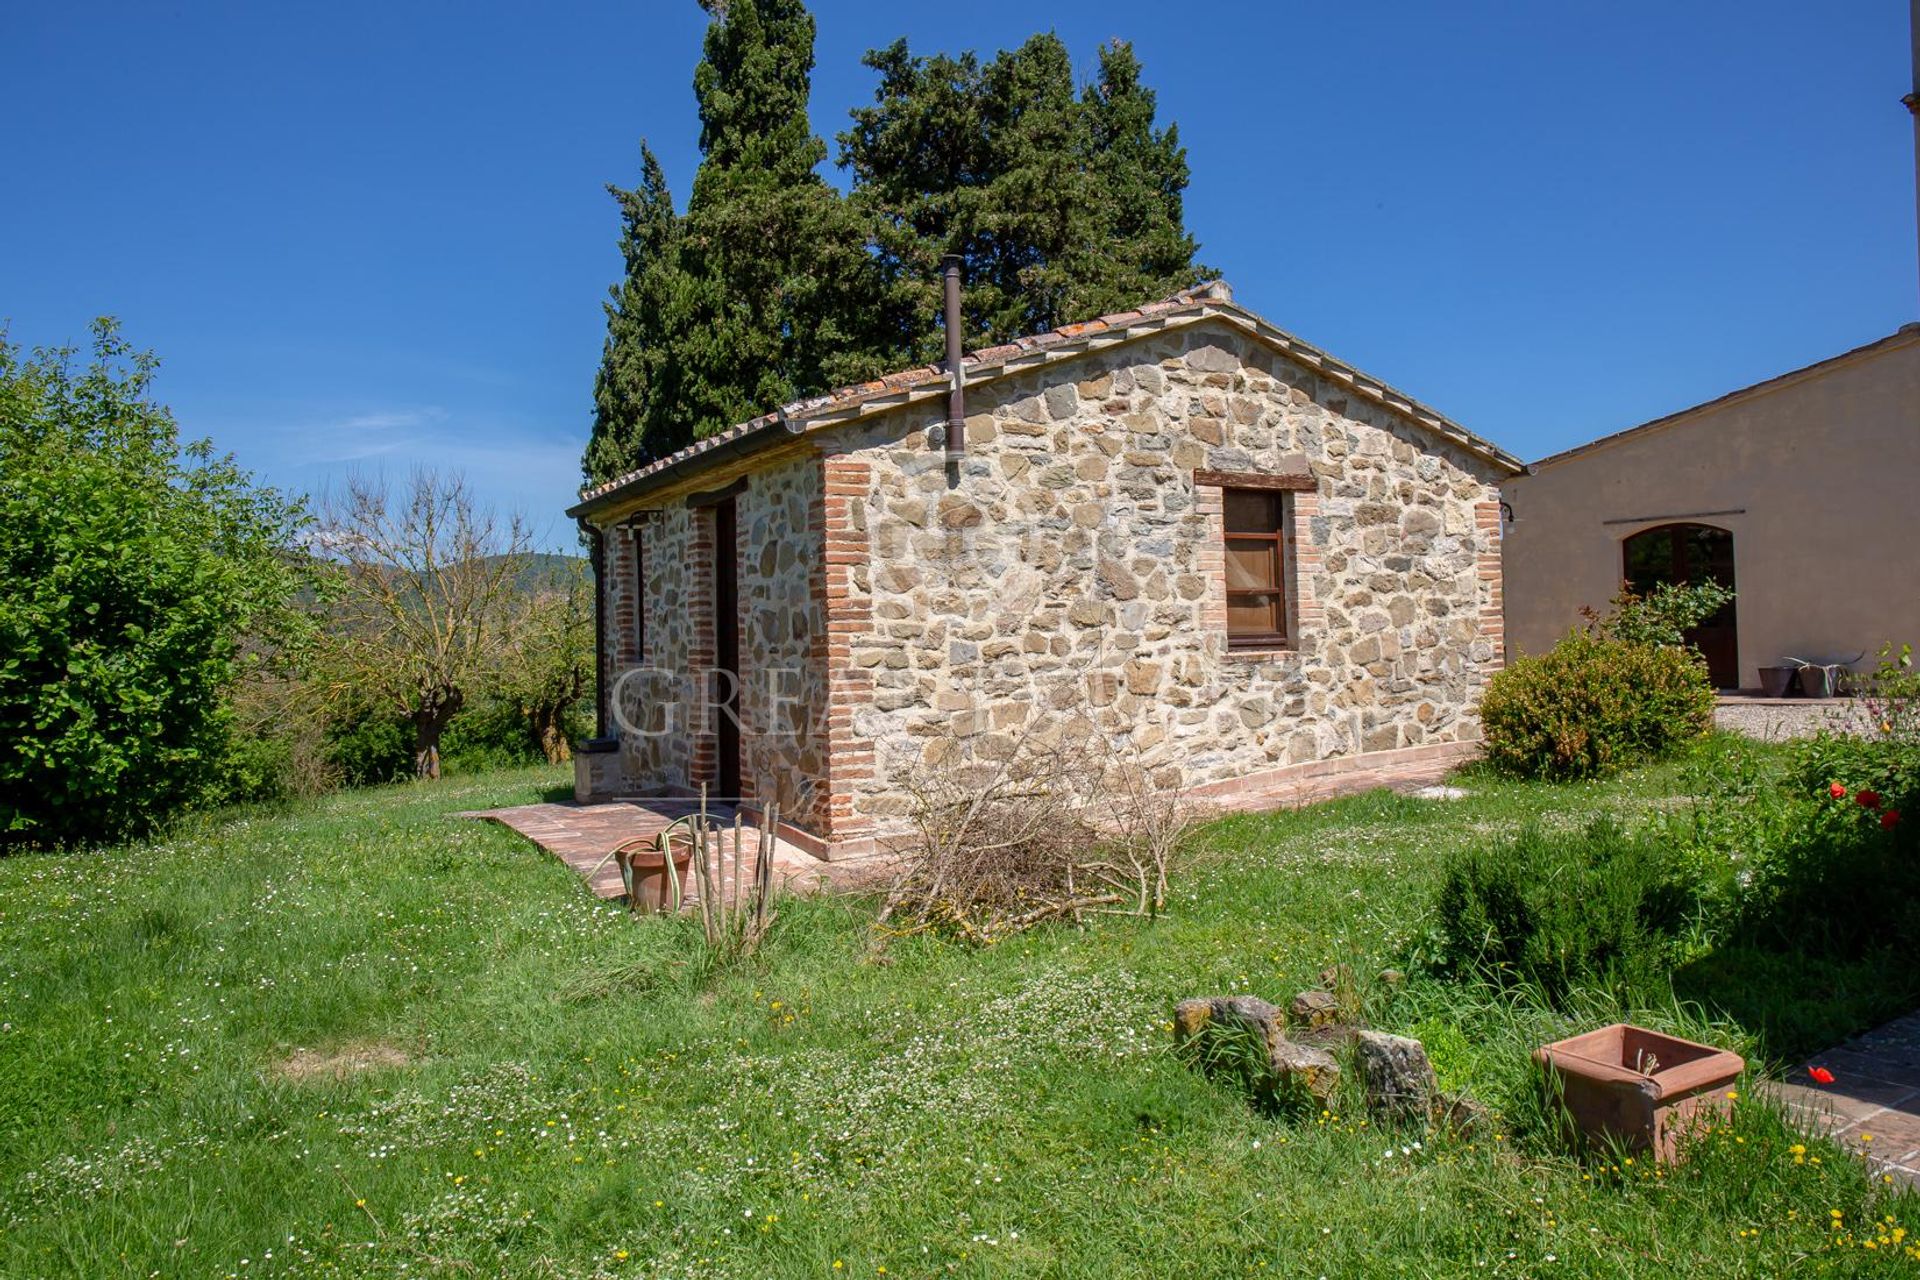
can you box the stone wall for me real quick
[734,452,827,827]
[606,502,700,794]
[813,319,1507,827]
[601,451,827,826]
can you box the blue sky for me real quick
[5,2,1913,551]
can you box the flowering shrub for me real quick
[1857,643,1920,740]
[1671,729,1920,959]
[1581,581,1735,650]
[1725,731,1920,956]
[1479,631,1716,780]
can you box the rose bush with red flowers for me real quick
[1736,730,1920,955]
[1672,727,1918,959]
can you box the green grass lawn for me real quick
[1,742,1916,1277]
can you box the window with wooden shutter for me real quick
[1223,489,1289,648]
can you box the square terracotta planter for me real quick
[1533,1024,1744,1162]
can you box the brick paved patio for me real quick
[1766,1009,1920,1186]
[459,797,901,902]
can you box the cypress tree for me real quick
[1070,40,1209,318]
[585,11,1211,480]
[840,32,1209,366]
[660,0,880,449]
[585,144,682,486]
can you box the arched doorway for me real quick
[1621,523,1738,689]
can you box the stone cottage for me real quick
[567,281,1523,857]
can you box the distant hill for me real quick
[298,552,590,606]
[507,553,591,593]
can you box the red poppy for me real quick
[1882,810,1901,830]
[1856,790,1882,809]
[1829,782,1848,799]
[1809,1066,1836,1085]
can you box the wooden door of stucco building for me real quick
[1622,522,1739,689]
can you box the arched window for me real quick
[1621,523,1738,689]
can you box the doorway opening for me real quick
[1621,522,1738,689]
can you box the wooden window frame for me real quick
[1223,487,1291,651]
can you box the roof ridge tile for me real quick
[571,276,1521,513]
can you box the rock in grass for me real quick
[1174,996,1285,1052]
[1174,996,1340,1109]
[1435,1092,1489,1137]
[1269,1039,1342,1106]
[1289,989,1341,1028]
[1354,1030,1437,1122]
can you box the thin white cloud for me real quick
[329,407,449,432]
[292,406,451,464]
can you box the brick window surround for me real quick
[1195,468,1319,656]
[1223,488,1291,649]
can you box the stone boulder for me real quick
[1353,1030,1437,1123]
[1289,989,1342,1029]
[1174,996,1341,1110]
[1269,1040,1342,1106]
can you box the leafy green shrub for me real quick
[1583,581,1734,649]
[1729,732,1920,957]
[1434,819,1702,1003]
[1479,631,1716,780]
[324,707,413,788]
[0,322,309,846]
[439,695,553,773]
[1855,642,1920,739]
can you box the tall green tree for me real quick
[1071,40,1206,316]
[840,33,1210,366]
[585,13,1209,479]
[0,321,311,846]
[655,0,881,455]
[586,145,683,486]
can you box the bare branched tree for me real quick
[312,470,533,779]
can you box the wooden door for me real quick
[1622,522,1738,689]
[712,497,743,799]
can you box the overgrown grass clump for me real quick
[1435,818,1704,1003]
[0,747,1915,1277]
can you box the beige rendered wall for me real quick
[1503,332,1920,688]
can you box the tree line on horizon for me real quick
[584,0,1214,485]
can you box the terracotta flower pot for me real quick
[617,845,695,914]
[1533,1024,1744,1162]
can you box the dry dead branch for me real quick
[879,718,1199,944]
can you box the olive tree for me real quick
[312,470,532,780]
[499,558,594,765]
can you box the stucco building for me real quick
[1503,325,1920,690]
[568,282,1522,856]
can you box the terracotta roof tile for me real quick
[570,278,1521,514]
